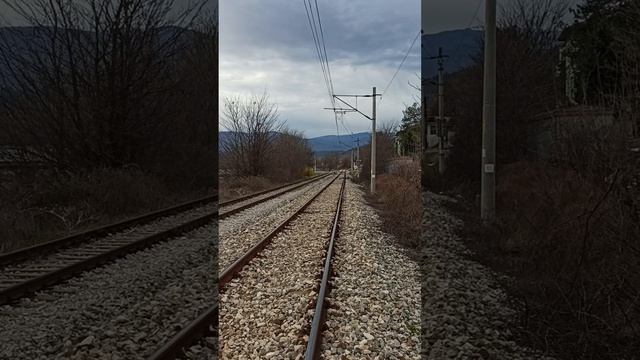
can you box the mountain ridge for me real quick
[218,131,371,155]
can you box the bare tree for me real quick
[0,0,208,170]
[499,0,570,52]
[220,93,284,177]
[269,128,313,181]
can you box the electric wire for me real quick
[379,29,421,106]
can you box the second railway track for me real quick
[0,172,341,359]
[0,198,217,305]
[0,173,329,305]
[148,172,345,360]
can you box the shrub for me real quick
[370,161,421,251]
[303,166,315,177]
[466,160,640,359]
[0,168,195,253]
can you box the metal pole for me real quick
[371,86,377,194]
[481,0,496,221]
[437,47,445,175]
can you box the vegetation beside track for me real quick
[0,168,213,253]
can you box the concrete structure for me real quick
[526,106,636,160]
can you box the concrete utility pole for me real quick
[350,149,354,170]
[327,89,382,193]
[437,48,445,175]
[481,0,497,222]
[429,47,449,175]
[371,86,377,194]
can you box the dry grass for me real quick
[367,160,421,252]
[218,175,275,202]
[455,160,640,360]
[0,168,209,253]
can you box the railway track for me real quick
[0,173,340,358]
[218,172,331,218]
[149,172,345,360]
[0,174,329,306]
[0,197,217,305]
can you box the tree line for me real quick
[220,93,313,182]
[428,1,640,358]
[0,0,217,189]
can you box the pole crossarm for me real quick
[323,107,357,112]
[332,95,374,121]
[332,94,381,98]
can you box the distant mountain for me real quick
[306,133,371,155]
[422,29,483,79]
[218,131,371,156]
[0,25,201,91]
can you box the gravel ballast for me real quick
[321,179,421,359]
[421,192,554,359]
[219,174,336,270]
[219,175,328,215]
[0,222,216,360]
[219,178,343,359]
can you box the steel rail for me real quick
[218,172,332,219]
[219,172,340,288]
[219,172,329,207]
[147,172,343,360]
[305,172,346,359]
[0,195,217,268]
[146,305,218,360]
[0,212,217,305]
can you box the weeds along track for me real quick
[148,172,345,360]
[0,196,218,305]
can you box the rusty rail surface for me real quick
[305,172,346,359]
[218,172,332,219]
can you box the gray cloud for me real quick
[220,0,420,138]
[423,0,581,35]
[0,1,217,27]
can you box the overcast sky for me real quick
[220,0,420,138]
[423,0,581,35]
[0,1,217,27]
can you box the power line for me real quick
[303,0,333,106]
[379,29,421,104]
[314,0,335,101]
[468,0,484,29]
[303,0,343,144]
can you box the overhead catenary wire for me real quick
[379,29,421,106]
[303,0,333,106]
[303,0,346,145]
